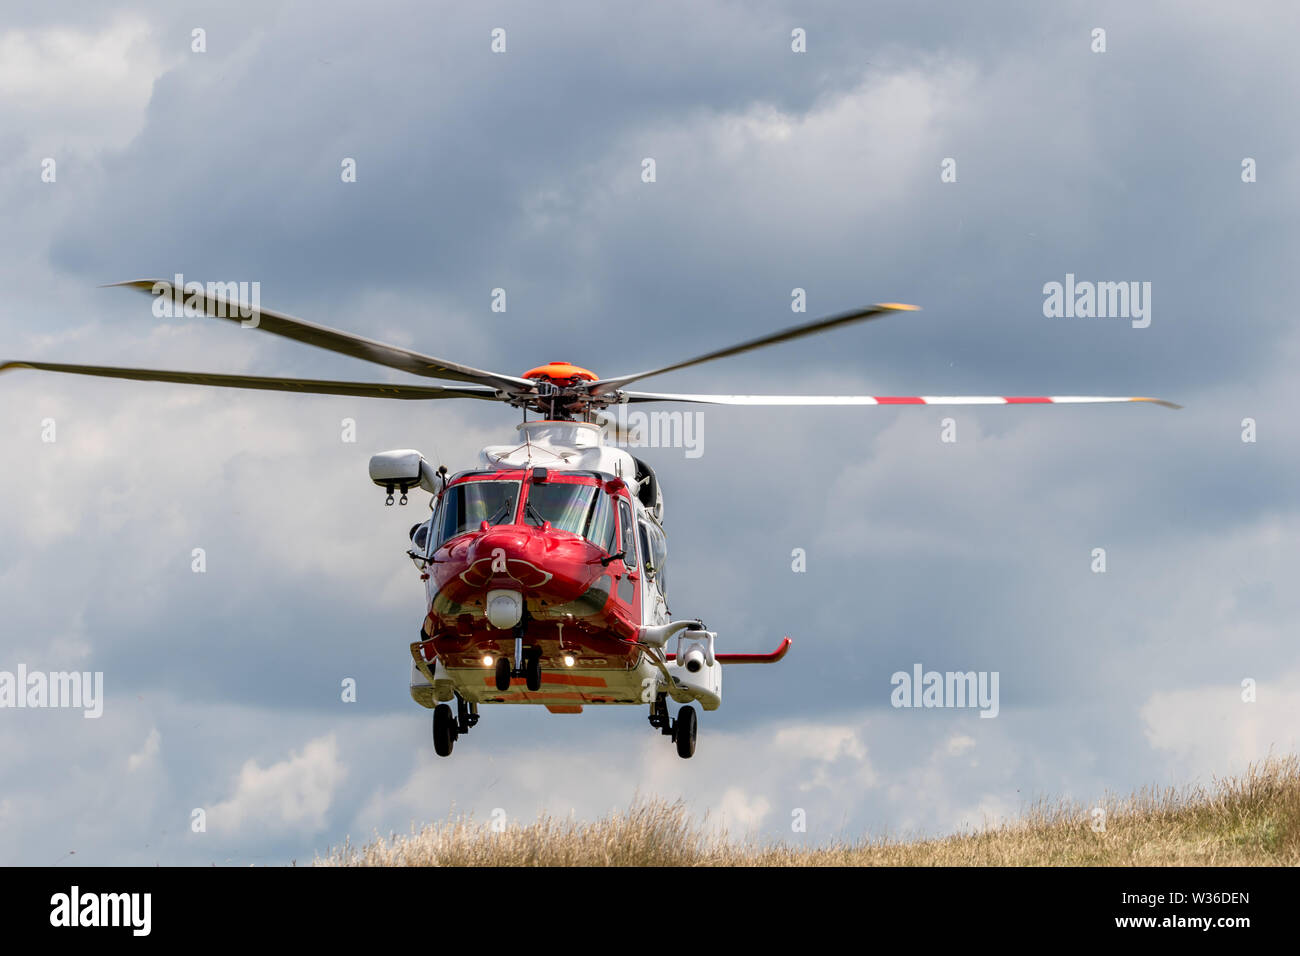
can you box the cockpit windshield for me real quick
[437,480,520,544]
[524,481,618,552]
[525,482,598,537]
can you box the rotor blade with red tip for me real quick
[107,280,533,392]
[0,360,502,401]
[587,303,920,395]
[620,392,1182,409]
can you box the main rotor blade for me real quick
[588,303,919,395]
[621,391,1182,409]
[0,360,502,401]
[108,280,533,392]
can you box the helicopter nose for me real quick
[470,526,530,559]
[461,526,554,589]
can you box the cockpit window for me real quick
[586,489,617,554]
[525,482,597,538]
[437,480,520,544]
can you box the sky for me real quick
[1,0,1298,865]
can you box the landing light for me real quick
[482,655,494,666]
[563,654,575,667]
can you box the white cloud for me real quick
[712,787,772,836]
[772,722,878,793]
[947,734,976,756]
[1140,674,1300,780]
[209,734,346,835]
[573,62,975,254]
[0,17,170,155]
[127,727,161,771]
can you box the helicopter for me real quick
[1,280,1179,758]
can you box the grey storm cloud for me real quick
[1,0,1298,864]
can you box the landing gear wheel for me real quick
[674,705,697,759]
[494,656,512,692]
[432,703,455,757]
[524,650,543,692]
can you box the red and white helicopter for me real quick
[2,281,1178,758]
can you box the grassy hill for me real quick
[316,755,1300,866]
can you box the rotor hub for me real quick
[521,362,598,387]
[519,362,603,418]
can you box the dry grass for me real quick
[316,755,1300,866]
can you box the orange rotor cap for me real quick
[522,362,598,383]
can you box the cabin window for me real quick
[648,523,668,594]
[638,521,669,594]
[437,480,520,544]
[638,522,653,573]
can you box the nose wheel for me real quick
[524,650,543,691]
[494,647,543,692]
